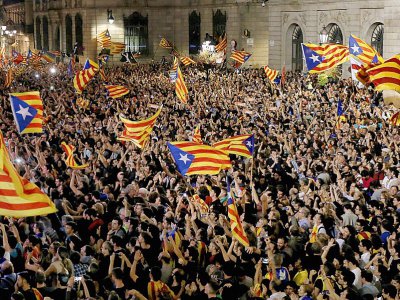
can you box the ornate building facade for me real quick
[25,0,400,67]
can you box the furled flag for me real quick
[159,37,174,49]
[301,43,349,73]
[213,134,255,158]
[99,64,107,82]
[336,100,347,129]
[215,32,227,53]
[119,106,162,148]
[97,29,112,49]
[61,142,89,170]
[9,91,43,134]
[175,65,189,103]
[167,142,232,176]
[12,50,24,65]
[171,56,179,71]
[349,34,384,65]
[0,131,57,217]
[390,112,400,126]
[226,176,249,247]
[73,67,97,94]
[366,54,400,92]
[350,56,364,87]
[110,42,126,55]
[230,50,252,65]
[105,85,130,99]
[180,56,196,66]
[264,66,278,82]
[83,58,99,71]
[4,68,13,89]
[192,126,203,144]
[41,51,56,63]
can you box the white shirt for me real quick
[352,267,362,289]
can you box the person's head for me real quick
[11,292,25,300]
[361,269,373,284]
[205,280,220,296]
[382,284,397,299]
[111,218,122,231]
[111,267,124,284]
[101,241,113,256]
[16,271,30,289]
[64,221,77,236]
[150,266,162,281]
[35,271,46,285]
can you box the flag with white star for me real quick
[9,91,44,134]
[212,134,255,158]
[301,43,349,73]
[167,142,231,176]
[349,34,384,66]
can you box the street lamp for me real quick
[107,9,115,24]
[319,26,328,44]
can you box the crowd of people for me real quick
[0,59,399,300]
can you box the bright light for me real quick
[35,73,40,79]
[1,26,6,31]
[12,30,16,34]
[50,67,57,74]
[15,158,22,164]
[50,85,54,90]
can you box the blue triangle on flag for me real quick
[10,96,38,133]
[302,44,324,71]
[167,143,195,176]
[371,54,379,64]
[273,76,281,85]
[83,59,91,70]
[243,135,255,155]
[349,36,364,56]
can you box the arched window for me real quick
[55,25,60,51]
[213,9,226,40]
[327,23,343,44]
[292,25,303,71]
[35,16,42,49]
[189,11,201,54]
[65,14,73,54]
[43,16,49,50]
[124,12,148,54]
[371,23,384,56]
[75,14,83,54]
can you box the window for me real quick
[292,25,303,71]
[124,12,148,54]
[35,16,42,49]
[213,9,226,40]
[65,15,73,54]
[43,16,49,50]
[189,11,201,54]
[55,25,60,51]
[75,14,83,54]
[371,23,383,56]
[327,24,343,44]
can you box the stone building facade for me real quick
[28,0,400,68]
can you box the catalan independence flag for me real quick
[175,65,188,103]
[61,142,89,170]
[105,85,129,99]
[41,51,56,63]
[213,134,254,158]
[302,43,349,73]
[230,50,252,65]
[226,176,249,247]
[349,34,384,65]
[159,37,174,49]
[10,91,44,134]
[264,66,278,83]
[180,56,196,66]
[73,67,96,94]
[192,126,202,144]
[0,131,57,217]
[366,54,400,93]
[119,107,162,148]
[167,142,231,176]
[215,32,227,53]
[97,29,112,49]
[110,42,126,55]
[83,58,99,71]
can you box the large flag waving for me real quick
[227,176,249,247]
[105,85,129,99]
[110,42,126,55]
[0,131,57,217]
[215,32,227,53]
[61,142,89,170]
[302,43,349,73]
[97,29,112,48]
[366,54,400,92]
[264,66,278,83]
[180,56,196,67]
[175,65,189,103]
[213,134,255,158]
[73,67,97,94]
[167,142,231,176]
[349,34,384,65]
[230,50,252,65]
[10,91,44,134]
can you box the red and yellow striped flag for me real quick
[215,32,227,53]
[76,97,90,110]
[263,66,278,82]
[192,126,202,144]
[180,56,196,66]
[10,91,44,134]
[73,67,96,94]
[4,68,13,88]
[213,134,254,158]
[349,34,384,65]
[227,176,249,247]
[159,37,174,49]
[97,29,111,48]
[366,54,400,92]
[390,112,400,126]
[61,142,89,170]
[110,42,126,55]
[302,43,349,73]
[192,194,209,214]
[171,56,179,71]
[230,50,252,65]
[175,66,188,103]
[0,131,57,217]
[105,85,130,99]
[99,66,107,81]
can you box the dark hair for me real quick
[150,266,162,281]
[383,284,397,298]
[111,267,124,280]
[70,251,81,264]
[361,270,373,283]
[65,221,78,232]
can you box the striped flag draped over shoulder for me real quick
[0,131,57,217]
